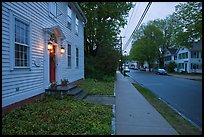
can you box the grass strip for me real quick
[133,82,202,135]
[77,78,114,95]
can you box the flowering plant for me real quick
[51,82,57,89]
[61,79,69,86]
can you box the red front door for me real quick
[50,46,56,83]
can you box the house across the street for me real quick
[164,41,202,73]
[2,2,87,112]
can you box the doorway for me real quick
[184,63,187,72]
[50,46,56,83]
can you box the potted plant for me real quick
[61,79,69,86]
[50,82,57,89]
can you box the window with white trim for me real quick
[75,16,79,34]
[68,44,71,68]
[76,48,79,67]
[67,5,72,29]
[49,2,57,18]
[14,18,30,67]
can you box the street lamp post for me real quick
[119,36,125,72]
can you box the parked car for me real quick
[155,69,167,75]
[123,66,130,73]
[139,68,146,71]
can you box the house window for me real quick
[14,18,30,67]
[67,5,72,29]
[67,44,71,68]
[191,51,199,58]
[75,16,79,34]
[185,52,188,58]
[191,63,200,69]
[174,55,177,60]
[178,52,188,59]
[76,48,79,67]
[49,2,57,18]
[178,63,184,69]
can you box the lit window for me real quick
[75,16,79,34]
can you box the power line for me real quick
[124,2,137,36]
[123,2,152,51]
[124,2,152,50]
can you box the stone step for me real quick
[45,84,77,92]
[67,87,83,96]
[73,91,88,100]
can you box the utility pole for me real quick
[119,36,125,72]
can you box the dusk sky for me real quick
[120,2,185,55]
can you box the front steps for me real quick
[45,84,88,99]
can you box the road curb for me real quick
[111,80,116,135]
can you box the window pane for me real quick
[68,44,71,67]
[76,48,79,67]
[15,39,29,67]
[76,16,79,34]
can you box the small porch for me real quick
[45,83,88,99]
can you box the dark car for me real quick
[155,69,167,75]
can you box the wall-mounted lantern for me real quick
[48,42,53,51]
[60,46,65,54]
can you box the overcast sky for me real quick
[120,2,184,55]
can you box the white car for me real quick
[123,66,130,72]
[155,69,167,75]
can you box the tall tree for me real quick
[79,2,133,79]
[174,2,202,47]
[130,23,164,71]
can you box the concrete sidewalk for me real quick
[115,71,178,135]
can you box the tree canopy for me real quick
[130,23,164,70]
[79,2,133,79]
[173,2,202,47]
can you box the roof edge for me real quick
[73,2,87,25]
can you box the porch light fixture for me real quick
[60,46,65,54]
[48,42,53,51]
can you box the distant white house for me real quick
[176,42,202,73]
[164,48,177,66]
[164,41,202,73]
[2,2,87,109]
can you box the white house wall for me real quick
[2,2,85,107]
[176,47,190,73]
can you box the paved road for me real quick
[126,69,202,130]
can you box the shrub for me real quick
[166,61,177,73]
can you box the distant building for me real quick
[176,41,202,73]
[164,41,202,73]
[164,48,178,66]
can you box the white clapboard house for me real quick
[2,2,87,110]
[164,41,202,73]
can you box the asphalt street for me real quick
[126,69,202,130]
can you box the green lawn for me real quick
[77,78,114,95]
[2,78,114,135]
[133,82,202,135]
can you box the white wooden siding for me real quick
[2,2,85,107]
